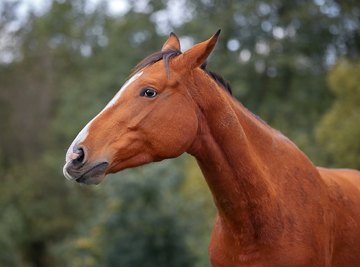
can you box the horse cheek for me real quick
[152,106,198,159]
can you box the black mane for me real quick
[200,62,232,95]
[133,49,232,95]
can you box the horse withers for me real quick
[63,31,360,267]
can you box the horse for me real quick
[63,31,360,267]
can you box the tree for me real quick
[0,1,105,266]
[317,59,360,168]
[59,159,196,267]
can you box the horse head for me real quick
[63,31,220,184]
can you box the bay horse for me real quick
[63,31,360,266]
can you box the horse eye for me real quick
[140,88,157,98]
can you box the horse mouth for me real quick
[75,162,109,185]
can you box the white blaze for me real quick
[64,71,143,162]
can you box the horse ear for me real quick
[181,29,221,69]
[162,32,181,52]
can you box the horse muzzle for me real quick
[63,146,109,185]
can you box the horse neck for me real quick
[187,71,313,243]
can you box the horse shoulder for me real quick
[317,167,360,266]
[318,167,360,201]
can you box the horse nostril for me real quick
[71,147,86,166]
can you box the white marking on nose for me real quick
[65,71,144,162]
[105,71,144,110]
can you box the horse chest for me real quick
[209,218,263,267]
[208,216,329,267]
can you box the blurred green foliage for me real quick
[317,59,360,168]
[0,0,359,266]
[57,160,200,267]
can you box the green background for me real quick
[0,0,359,266]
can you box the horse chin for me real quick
[74,161,109,185]
[75,173,106,185]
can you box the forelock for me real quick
[132,49,182,77]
